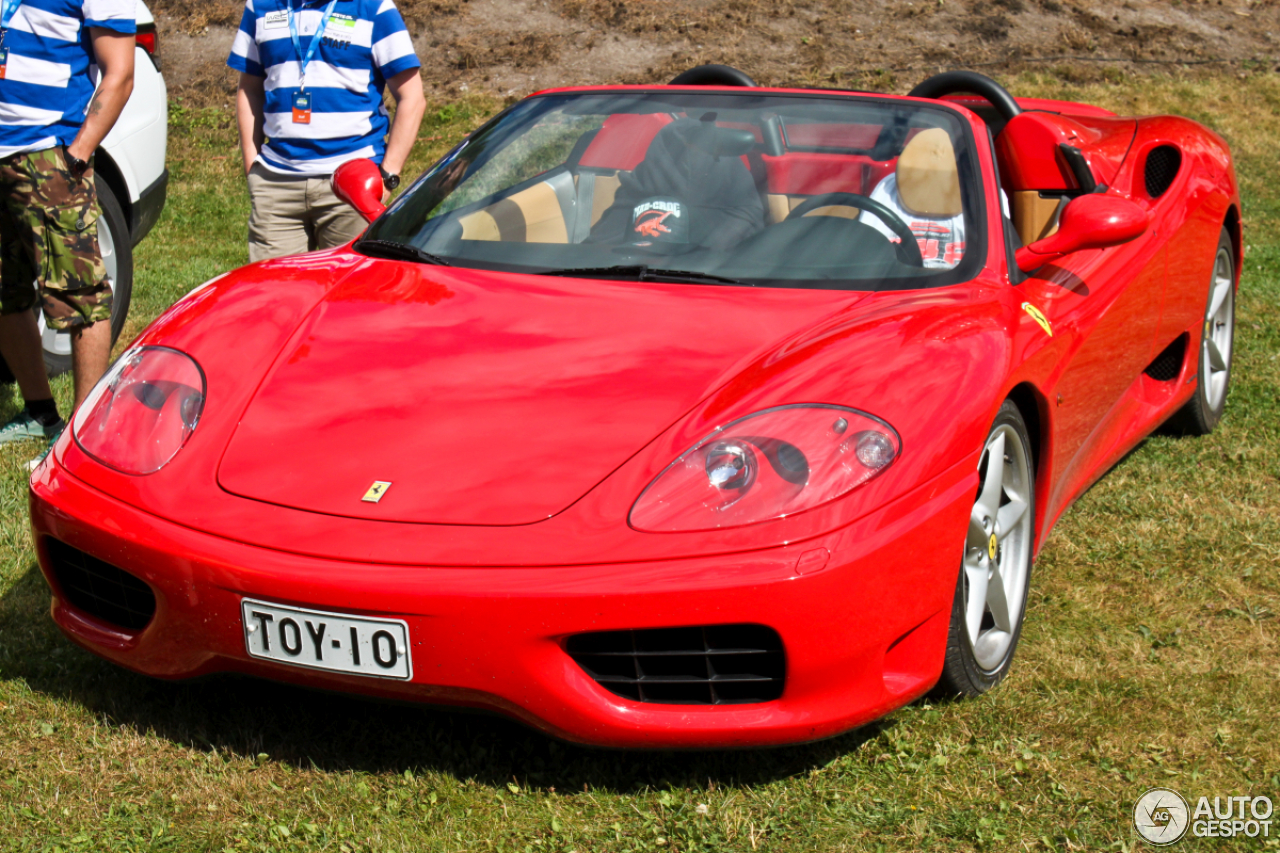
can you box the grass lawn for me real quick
[1,73,1277,852]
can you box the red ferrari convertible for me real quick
[29,68,1240,748]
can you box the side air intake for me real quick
[1144,146,1181,199]
[1144,334,1188,382]
[45,538,156,631]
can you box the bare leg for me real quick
[70,318,111,410]
[0,310,54,403]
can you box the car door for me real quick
[1016,208,1167,510]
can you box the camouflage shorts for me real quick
[0,146,112,331]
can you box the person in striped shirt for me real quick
[228,0,425,262]
[0,0,135,449]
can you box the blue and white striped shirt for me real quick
[227,0,420,176]
[0,0,135,158]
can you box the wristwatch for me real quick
[378,165,400,191]
[62,147,90,181]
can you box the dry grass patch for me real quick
[149,0,241,36]
[448,32,561,70]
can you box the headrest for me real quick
[660,118,756,159]
[896,128,962,218]
[691,126,756,158]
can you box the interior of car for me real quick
[450,111,951,248]
[370,69,1129,286]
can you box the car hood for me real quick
[216,262,864,525]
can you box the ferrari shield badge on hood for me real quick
[362,481,393,503]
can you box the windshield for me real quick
[362,91,987,290]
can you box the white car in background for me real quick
[1,0,167,380]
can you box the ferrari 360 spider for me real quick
[29,67,1241,747]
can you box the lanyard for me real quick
[287,0,338,91]
[0,0,18,53]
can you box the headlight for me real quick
[73,347,206,475]
[629,405,900,532]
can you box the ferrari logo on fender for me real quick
[362,481,393,503]
[1021,302,1053,337]
[988,533,999,561]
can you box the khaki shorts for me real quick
[0,147,111,330]
[247,162,369,263]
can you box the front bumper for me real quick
[29,456,971,748]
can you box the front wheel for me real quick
[935,399,1036,696]
[39,176,134,376]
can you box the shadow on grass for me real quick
[0,563,887,793]
[0,384,20,422]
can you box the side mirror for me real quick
[332,159,386,223]
[1015,193,1149,274]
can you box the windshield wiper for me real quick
[356,238,452,267]
[538,264,741,285]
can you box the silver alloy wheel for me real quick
[963,424,1034,672]
[1202,246,1234,411]
[38,204,118,360]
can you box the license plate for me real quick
[241,599,412,680]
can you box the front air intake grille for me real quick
[1144,146,1182,199]
[45,538,156,631]
[566,624,785,705]
[1144,334,1188,382]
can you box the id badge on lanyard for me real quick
[292,91,312,124]
[0,0,20,80]
[288,0,337,126]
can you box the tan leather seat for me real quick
[457,171,624,244]
[1011,192,1065,244]
[458,180,571,243]
[773,195,860,222]
[783,129,962,224]
[800,204,860,220]
[896,128,962,217]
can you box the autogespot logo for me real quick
[1134,788,1190,845]
[1133,788,1275,844]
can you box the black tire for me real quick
[1166,228,1235,436]
[39,175,134,377]
[935,400,1036,697]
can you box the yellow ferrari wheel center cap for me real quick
[988,533,999,561]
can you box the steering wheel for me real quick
[908,70,1022,123]
[788,193,924,267]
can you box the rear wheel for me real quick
[1167,228,1235,435]
[935,400,1035,696]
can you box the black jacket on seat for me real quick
[588,118,765,251]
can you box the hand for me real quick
[61,145,91,181]
[65,142,92,164]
